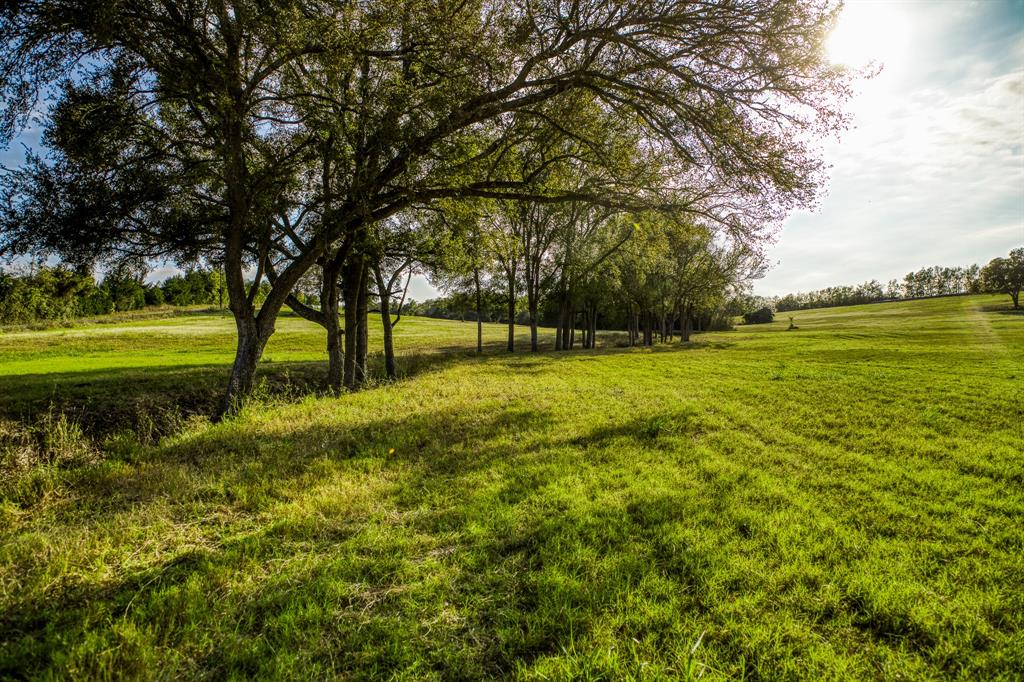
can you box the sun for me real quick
[827,1,911,74]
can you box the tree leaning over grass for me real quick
[1,0,342,413]
[1,0,852,412]
[981,248,1024,309]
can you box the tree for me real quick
[479,208,523,352]
[3,0,852,411]
[428,204,496,355]
[981,248,1024,308]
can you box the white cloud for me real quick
[757,1,1024,296]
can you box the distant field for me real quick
[1,295,1021,679]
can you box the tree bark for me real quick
[323,261,343,391]
[375,266,398,381]
[356,265,369,384]
[474,266,483,354]
[224,316,265,414]
[506,277,516,352]
[529,304,539,352]
[343,255,364,390]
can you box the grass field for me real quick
[1,295,1021,679]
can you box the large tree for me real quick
[2,0,852,412]
[981,248,1024,309]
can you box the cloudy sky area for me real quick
[757,0,1024,296]
[2,1,1021,300]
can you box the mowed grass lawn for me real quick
[0,295,1021,679]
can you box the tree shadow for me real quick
[0,344,489,442]
[977,302,1022,314]
[0,332,733,447]
[4,366,977,678]
[570,408,705,449]
[1,389,732,677]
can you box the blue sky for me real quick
[3,1,1022,301]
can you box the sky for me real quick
[756,0,1024,296]
[2,1,1022,301]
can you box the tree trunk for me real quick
[220,116,260,415]
[554,298,564,351]
[565,293,574,351]
[528,286,539,352]
[375,266,397,381]
[343,255,364,390]
[529,306,539,352]
[356,266,368,384]
[223,317,265,414]
[474,267,483,354]
[323,262,343,392]
[585,303,593,346]
[506,279,516,352]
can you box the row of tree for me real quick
[773,253,1023,312]
[0,0,854,413]
[0,265,228,324]
[430,206,764,349]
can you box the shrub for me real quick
[742,307,774,324]
[144,285,165,306]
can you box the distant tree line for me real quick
[0,265,229,325]
[772,253,1022,312]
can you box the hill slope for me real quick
[1,295,1021,678]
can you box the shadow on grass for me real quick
[0,335,732,445]
[1,371,985,679]
[2,401,636,677]
[571,408,705,448]
[977,302,1023,315]
[0,346,476,442]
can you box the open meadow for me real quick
[1,294,1022,679]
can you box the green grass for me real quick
[1,295,1021,679]
[0,310,554,438]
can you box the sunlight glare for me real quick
[827,1,911,75]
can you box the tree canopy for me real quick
[1,0,853,412]
[981,248,1024,309]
